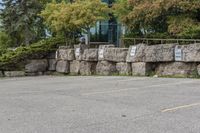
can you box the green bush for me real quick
[0,37,65,70]
[0,32,13,55]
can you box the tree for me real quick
[113,0,200,38]
[40,0,111,44]
[1,0,46,46]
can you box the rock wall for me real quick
[1,43,200,77]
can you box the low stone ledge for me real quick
[74,44,89,60]
[70,60,81,75]
[25,72,44,76]
[126,43,146,62]
[56,49,75,61]
[145,44,176,62]
[156,62,197,76]
[25,59,48,73]
[82,49,98,61]
[104,48,128,62]
[48,59,57,71]
[96,61,117,75]
[56,60,70,73]
[116,62,131,75]
[80,61,97,75]
[98,45,115,61]
[4,71,25,77]
[132,62,154,76]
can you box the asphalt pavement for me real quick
[0,76,200,133]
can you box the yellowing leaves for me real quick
[40,0,111,34]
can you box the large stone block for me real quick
[98,45,115,60]
[132,62,153,76]
[82,49,98,61]
[103,48,128,62]
[80,61,97,75]
[56,49,75,61]
[25,59,48,73]
[48,59,57,71]
[70,60,81,75]
[182,43,200,62]
[74,44,89,60]
[116,62,132,75]
[126,44,146,62]
[96,61,117,75]
[56,60,70,73]
[4,71,25,77]
[145,44,176,62]
[156,62,197,76]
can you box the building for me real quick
[89,0,122,46]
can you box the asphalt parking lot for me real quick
[0,76,200,133]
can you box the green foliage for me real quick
[0,32,13,55]
[40,0,111,44]
[0,32,13,48]
[113,0,200,38]
[0,37,65,70]
[1,0,46,46]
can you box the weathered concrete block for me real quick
[132,62,153,76]
[156,62,197,76]
[98,45,115,60]
[48,59,57,71]
[4,71,25,77]
[56,60,70,73]
[126,44,146,62]
[80,61,97,75]
[56,49,75,61]
[145,44,176,62]
[74,44,89,60]
[182,43,200,62]
[70,60,81,75]
[82,49,98,61]
[59,46,72,49]
[25,59,48,73]
[104,48,128,62]
[96,61,117,75]
[116,62,131,75]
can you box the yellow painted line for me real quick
[161,103,200,113]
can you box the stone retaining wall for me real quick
[1,43,200,77]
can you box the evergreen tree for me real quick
[1,0,46,46]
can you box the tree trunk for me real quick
[64,30,68,45]
[24,25,30,46]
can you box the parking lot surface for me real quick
[0,76,200,133]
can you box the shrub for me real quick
[0,37,65,70]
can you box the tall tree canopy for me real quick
[113,0,200,38]
[40,0,111,44]
[1,0,46,46]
